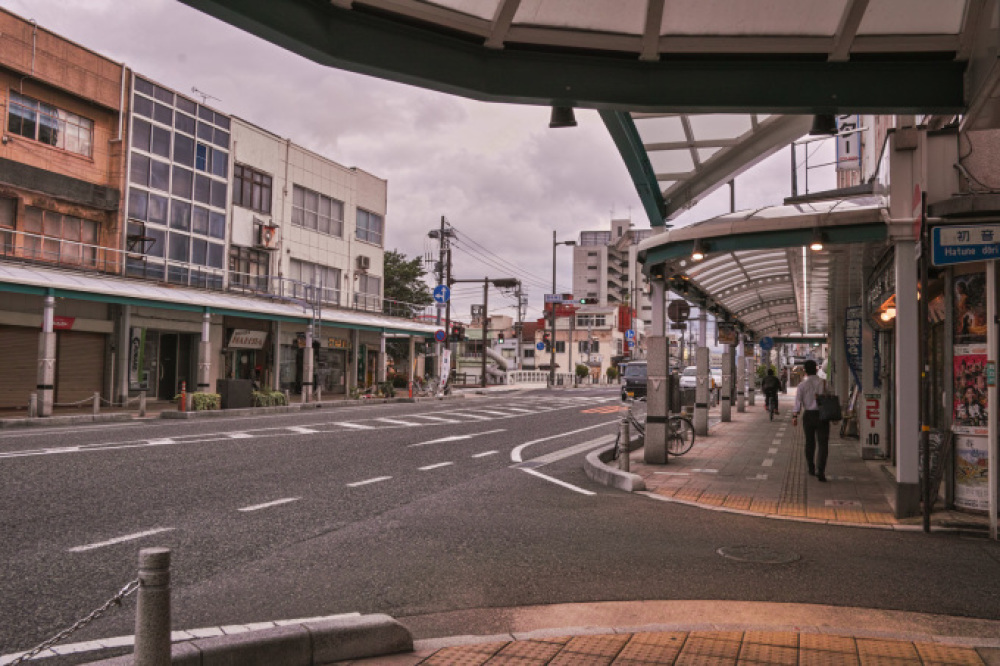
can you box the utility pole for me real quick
[450,276,518,390]
[514,281,524,371]
[428,217,455,380]
[482,277,489,388]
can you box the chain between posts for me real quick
[7,579,139,665]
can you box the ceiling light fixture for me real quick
[809,228,825,252]
[809,114,838,136]
[691,239,707,261]
[549,105,577,128]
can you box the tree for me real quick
[383,249,433,314]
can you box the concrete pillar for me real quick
[117,304,131,404]
[272,321,282,391]
[408,336,417,385]
[736,340,746,413]
[720,351,732,422]
[747,356,757,406]
[894,238,920,515]
[644,334,669,464]
[694,346,709,436]
[349,328,360,392]
[698,310,707,347]
[302,322,314,403]
[197,310,211,394]
[378,332,387,383]
[37,294,56,417]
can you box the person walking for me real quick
[791,359,828,482]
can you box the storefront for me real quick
[128,327,198,400]
[223,317,271,386]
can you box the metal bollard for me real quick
[134,547,171,666]
[139,390,147,417]
[316,385,322,402]
[619,417,630,472]
[28,393,37,418]
[283,389,290,406]
[93,392,100,416]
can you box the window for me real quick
[578,340,600,353]
[576,315,607,327]
[233,164,273,214]
[523,349,535,358]
[356,209,383,245]
[228,245,270,290]
[288,258,341,305]
[21,207,99,267]
[355,273,381,310]
[555,341,566,354]
[7,91,94,157]
[291,185,344,237]
[0,197,14,254]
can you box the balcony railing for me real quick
[0,228,124,274]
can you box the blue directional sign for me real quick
[434,329,446,343]
[628,340,636,349]
[536,342,545,351]
[932,225,1000,266]
[759,336,774,352]
[625,329,635,340]
[432,284,451,304]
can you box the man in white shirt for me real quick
[791,359,829,482]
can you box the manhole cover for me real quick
[717,545,801,564]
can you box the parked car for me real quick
[678,365,698,389]
[621,361,647,400]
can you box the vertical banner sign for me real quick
[128,327,147,391]
[844,306,862,389]
[836,115,861,171]
[952,271,989,511]
[439,349,452,388]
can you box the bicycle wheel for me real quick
[666,415,695,456]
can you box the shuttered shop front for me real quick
[56,331,105,404]
[0,326,37,409]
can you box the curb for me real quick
[0,412,134,430]
[84,613,412,665]
[583,437,646,492]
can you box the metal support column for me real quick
[894,237,921,516]
[988,262,998,540]
[197,309,211,393]
[645,281,669,465]
[37,293,56,417]
[378,332,387,383]
[302,322,314,403]
[737,338,746,413]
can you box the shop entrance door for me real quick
[159,333,178,399]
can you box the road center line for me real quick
[238,497,300,512]
[226,433,253,439]
[346,476,392,487]
[520,468,595,495]
[418,462,454,471]
[472,450,498,458]
[511,420,619,462]
[410,428,506,447]
[69,527,175,553]
[335,422,374,429]
[288,426,319,434]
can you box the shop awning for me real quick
[0,263,439,337]
[637,198,887,337]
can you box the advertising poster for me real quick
[844,306,862,388]
[439,349,451,389]
[953,272,987,344]
[952,344,988,435]
[128,327,148,391]
[954,434,989,511]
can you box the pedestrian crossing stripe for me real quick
[581,405,625,414]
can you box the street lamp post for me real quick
[551,231,576,388]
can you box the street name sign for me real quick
[932,225,1000,266]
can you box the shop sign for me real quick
[328,337,350,349]
[954,272,987,344]
[836,115,861,171]
[53,316,76,330]
[128,327,150,391]
[932,225,1000,266]
[861,392,887,458]
[954,435,989,512]
[439,349,451,389]
[228,329,268,350]
[844,306,862,388]
[717,322,738,345]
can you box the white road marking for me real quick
[69,527,175,553]
[288,426,319,434]
[748,474,769,480]
[238,497,300,512]
[376,418,420,427]
[346,476,392,487]
[226,433,253,439]
[147,438,175,445]
[526,435,615,465]
[479,410,517,417]
[418,462,454,471]
[502,407,534,413]
[691,469,718,474]
[762,458,775,467]
[444,411,493,420]
[472,450,499,458]
[335,422,373,429]
[520,468,595,495]
[410,428,506,447]
[768,447,779,454]
[511,420,619,462]
[655,471,690,476]
[411,415,462,424]
[772,438,782,445]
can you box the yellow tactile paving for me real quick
[614,634,686,664]
[913,641,986,664]
[798,648,862,665]
[856,638,921,661]
[528,636,574,645]
[835,508,868,523]
[699,492,726,506]
[799,634,858,653]
[776,503,807,517]
[748,498,778,513]
[737,642,798,664]
[423,644,504,665]
[723,495,753,510]
[865,511,896,525]
[560,634,631,656]
[807,507,838,520]
[490,640,565,662]
[742,631,799,647]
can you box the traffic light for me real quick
[578,297,597,305]
[542,332,551,351]
[498,332,505,344]
[450,324,461,342]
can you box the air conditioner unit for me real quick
[256,223,279,250]
[356,255,370,271]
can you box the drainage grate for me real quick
[717,545,801,564]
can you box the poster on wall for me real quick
[128,327,149,391]
[954,434,989,511]
[952,343,988,435]
[953,272,987,344]
[844,306,862,388]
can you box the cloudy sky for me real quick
[3,0,834,323]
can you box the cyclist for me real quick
[762,368,781,417]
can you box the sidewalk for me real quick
[628,395,990,532]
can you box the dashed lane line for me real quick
[227,433,253,439]
[69,527,175,553]
[471,450,499,458]
[410,415,463,424]
[238,497,300,512]
[346,476,392,488]
[409,428,506,447]
[334,422,374,429]
[288,426,319,434]
[418,462,454,471]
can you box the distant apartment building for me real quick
[0,7,431,414]
[571,218,654,332]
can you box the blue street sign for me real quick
[759,336,774,352]
[432,284,451,304]
[625,329,635,340]
[434,329,446,343]
[536,342,545,351]
[628,340,635,348]
[932,225,1000,266]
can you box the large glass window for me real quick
[233,164,272,214]
[288,258,340,305]
[7,91,94,157]
[355,209,383,245]
[355,273,382,310]
[229,245,270,290]
[291,184,343,237]
[20,206,99,267]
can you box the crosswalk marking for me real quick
[376,418,421,427]
[335,422,373,429]
[288,426,318,434]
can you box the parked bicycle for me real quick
[612,397,696,459]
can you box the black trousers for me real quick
[802,410,829,474]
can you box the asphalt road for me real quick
[2,387,999,657]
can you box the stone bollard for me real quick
[29,393,37,418]
[135,548,171,666]
[283,389,290,406]
[93,392,100,416]
[619,417,630,472]
[316,385,322,403]
[139,390,147,417]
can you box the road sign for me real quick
[434,329,446,343]
[759,336,774,352]
[536,342,545,351]
[932,225,1000,266]
[625,329,635,340]
[667,301,691,322]
[628,340,635,348]
[432,284,451,304]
